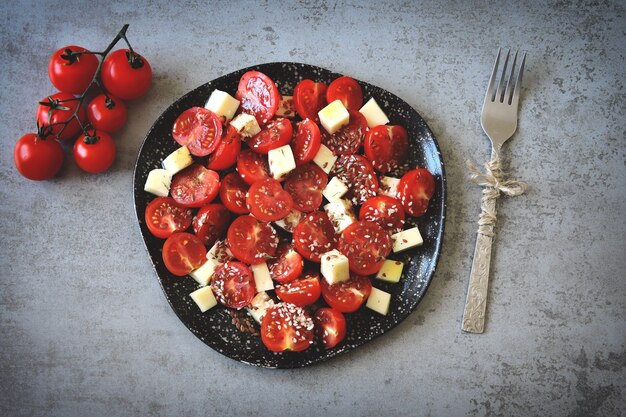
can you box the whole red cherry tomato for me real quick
[14,133,64,181]
[101,49,152,100]
[36,92,86,141]
[87,94,127,133]
[48,45,99,94]
[73,130,116,173]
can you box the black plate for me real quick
[133,62,446,368]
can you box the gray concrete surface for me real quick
[1,1,624,416]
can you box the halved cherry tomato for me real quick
[207,125,241,170]
[291,119,322,166]
[268,242,303,283]
[314,308,346,349]
[236,149,271,185]
[227,215,278,264]
[333,154,379,205]
[162,232,207,276]
[321,110,367,155]
[172,107,222,157]
[87,94,127,133]
[36,92,86,141]
[326,76,363,111]
[293,79,327,122]
[261,303,314,352]
[246,178,293,222]
[145,197,193,239]
[192,204,231,247]
[236,70,280,125]
[398,168,436,217]
[364,125,409,173]
[247,117,292,154]
[219,172,250,214]
[293,211,338,262]
[170,164,220,208]
[338,221,392,275]
[48,45,99,94]
[210,261,256,308]
[321,274,372,313]
[275,272,321,306]
[284,163,328,213]
[359,195,405,234]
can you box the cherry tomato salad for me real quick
[143,69,436,353]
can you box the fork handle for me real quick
[462,183,499,333]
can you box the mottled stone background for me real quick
[0,1,624,416]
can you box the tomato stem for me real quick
[39,24,132,139]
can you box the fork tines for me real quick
[486,48,526,106]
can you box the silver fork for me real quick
[462,48,527,333]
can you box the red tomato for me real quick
[210,261,256,308]
[73,130,116,174]
[48,45,99,94]
[227,215,279,264]
[192,204,232,247]
[261,303,314,352]
[246,178,293,222]
[314,308,346,349]
[170,164,220,208]
[247,117,292,154]
[333,154,379,205]
[13,133,63,181]
[398,168,436,217]
[36,92,86,141]
[172,107,222,157]
[101,49,152,100]
[321,274,372,313]
[292,211,338,262]
[219,172,250,214]
[338,221,392,275]
[364,125,409,173]
[162,232,207,276]
[291,119,321,166]
[326,76,363,111]
[275,272,321,306]
[268,242,303,283]
[293,79,327,122]
[236,71,280,125]
[283,164,328,213]
[207,126,241,170]
[321,110,367,156]
[87,94,127,133]
[359,195,405,234]
[236,149,271,185]
[145,197,193,239]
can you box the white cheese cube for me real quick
[320,249,350,285]
[190,286,218,313]
[276,95,296,118]
[391,227,423,253]
[144,169,172,197]
[318,99,350,134]
[322,176,348,202]
[359,97,389,128]
[204,89,240,121]
[312,144,338,174]
[274,209,302,233]
[162,146,193,175]
[366,287,391,315]
[230,113,261,138]
[246,291,275,323]
[375,259,404,283]
[250,262,274,293]
[206,240,234,264]
[189,259,219,286]
[268,144,296,181]
[379,176,401,199]
[324,199,356,234]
